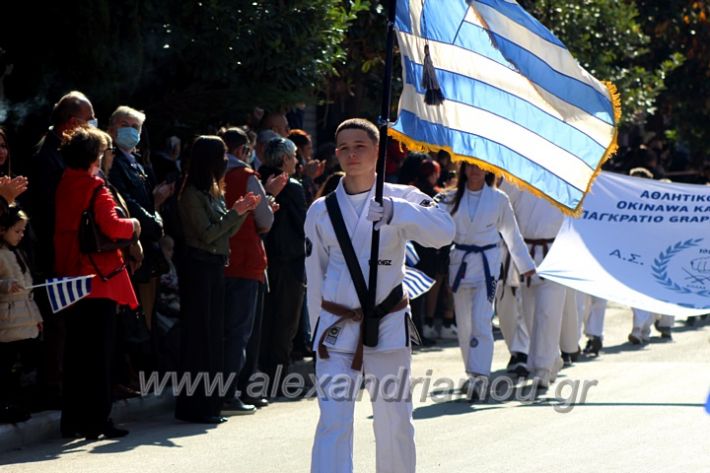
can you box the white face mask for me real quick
[87,118,99,128]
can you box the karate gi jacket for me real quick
[500,181,564,285]
[305,179,455,353]
[438,185,535,289]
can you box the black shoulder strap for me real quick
[325,192,369,310]
[88,184,105,214]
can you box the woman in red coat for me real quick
[54,126,140,440]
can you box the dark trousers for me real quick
[61,298,116,435]
[223,277,259,399]
[238,282,265,396]
[175,249,226,420]
[36,288,65,400]
[259,262,304,387]
[0,338,39,405]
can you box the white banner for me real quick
[538,172,710,317]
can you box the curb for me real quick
[0,393,174,453]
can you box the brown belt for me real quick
[524,238,555,286]
[318,298,409,371]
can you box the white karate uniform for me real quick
[631,308,656,340]
[306,179,454,473]
[496,243,530,356]
[559,288,581,354]
[439,186,534,376]
[576,293,607,340]
[631,309,674,339]
[501,181,566,380]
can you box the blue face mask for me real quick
[87,118,98,128]
[116,127,141,150]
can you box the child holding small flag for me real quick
[0,206,42,423]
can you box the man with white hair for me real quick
[108,106,173,332]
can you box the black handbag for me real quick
[79,184,137,254]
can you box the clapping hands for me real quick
[0,176,28,203]
[232,192,261,215]
[265,172,288,197]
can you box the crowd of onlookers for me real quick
[0,89,708,438]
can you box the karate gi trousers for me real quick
[454,285,495,376]
[496,283,530,356]
[521,280,566,376]
[311,348,415,473]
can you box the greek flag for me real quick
[403,267,435,300]
[390,0,621,214]
[405,241,420,267]
[45,276,94,313]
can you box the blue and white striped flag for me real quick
[403,267,435,300]
[390,0,621,214]
[42,275,94,313]
[405,241,420,267]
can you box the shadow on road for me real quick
[1,417,218,466]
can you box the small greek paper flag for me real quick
[44,276,94,313]
[390,0,621,215]
[405,241,421,267]
[403,267,435,300]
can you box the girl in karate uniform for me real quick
[438,163,534,401]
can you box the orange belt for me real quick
[318,298,409,371]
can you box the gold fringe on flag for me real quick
[387,81,622,218]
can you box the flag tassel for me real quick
[421,44,445,106]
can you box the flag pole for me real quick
[364,0,397,347]
[27,275,95,290]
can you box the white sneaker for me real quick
[439,324,458,340]
[422,324,439,339]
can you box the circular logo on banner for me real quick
[469,337,479,348]
[652,238,710,304]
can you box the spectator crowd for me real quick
[0,89,707,438]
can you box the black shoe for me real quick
[506,352,528,377]
[0,404,31,424]
[176,414,227,424]
[222,398,256,416]
[241,396,269,408]
[561,352,573,368]
[654,321,672,340]
[583,336,603,357]
[466,380,487,404]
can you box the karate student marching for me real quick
[438,163,534,400]
[501,180,568,390]
[305,119,454,473]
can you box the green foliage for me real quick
[0,0,364,136]
[518,0,683,126]
[635,0,710,157]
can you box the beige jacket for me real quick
[0,247,42,343]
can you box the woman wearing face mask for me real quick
[54,126,141,439]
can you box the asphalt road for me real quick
[2,302,709,472]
